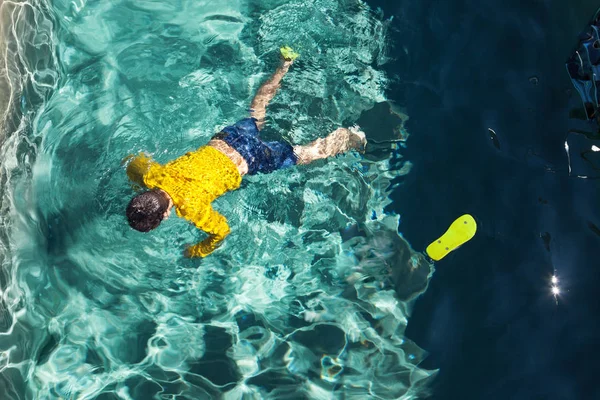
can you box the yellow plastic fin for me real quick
[426,214,477,261]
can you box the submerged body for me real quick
[126,145,241,257]
[125,48,366,257]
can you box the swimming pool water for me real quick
[0,1,435,398]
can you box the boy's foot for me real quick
[348,125,367,153]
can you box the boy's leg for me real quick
[250,48,298,129]
[293,126,367,165]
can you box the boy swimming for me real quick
[124,47,367,257]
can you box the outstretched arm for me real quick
[250,47,299,129]
[185,206,231,258]
[124,153,159,188]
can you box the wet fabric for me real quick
[215,118,298,174]
[126,146,241,257]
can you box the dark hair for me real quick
[126,190,170,232]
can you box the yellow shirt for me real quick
[126,146,241,257]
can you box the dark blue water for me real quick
[370,1,600,398]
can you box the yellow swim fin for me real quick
[426,214,477,261]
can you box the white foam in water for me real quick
[0,0,437,398]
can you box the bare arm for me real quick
[185,206,230,258]
[250,59,293,129]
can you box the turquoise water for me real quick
[0,0,435,398]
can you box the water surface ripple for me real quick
[0,1,435,398]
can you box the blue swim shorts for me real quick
[214,118,298,175]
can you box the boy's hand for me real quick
[184,246,196,258]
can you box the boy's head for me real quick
[126,190,172,232]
